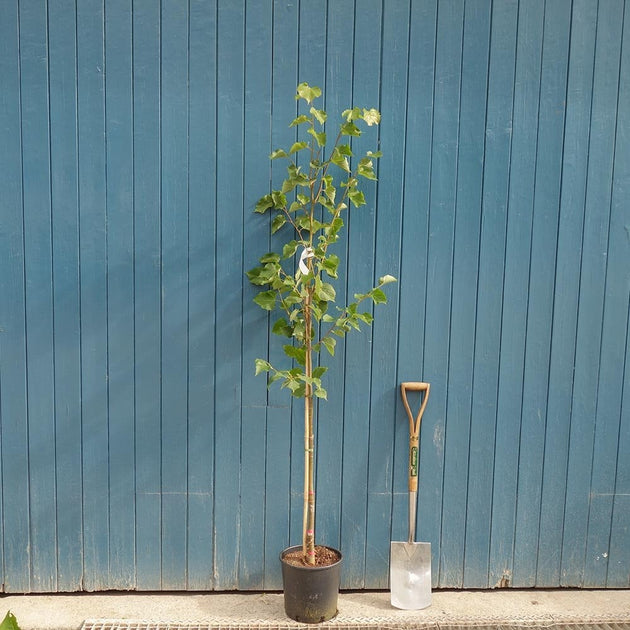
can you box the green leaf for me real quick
[289,141,309,154]
[246,266,264,285]
[358,157,377,180]
[325,217,344,238]
[314,387,328,400]
[271,190,287,208]
[271,214,286,234]
[283,241,299,258]
[340,121,361,137]
[272,318,292,337]
[312,366,328,379]
[371,288,387,305]
[331,148,351,172]
[307,127,326,147]
[337,144,353,156]
[270,149,288,159]
[348,188,366,207]
[357,311,374,325]
[379,274,397,285]
[0,613,20,630]
[289,114,310,127]
[255,195,274,214]
[321,254,339,278]
[342,107,361,122]
[283,344,306,365]
[260,252,280,263]
[253,290,276,310]
[321,336,336,356]
[315,278,336,302]
[296,82,322,104]
[361,108,381,125]
[310,106,327,124]
[254,359,272,376]
[291,383,306,398]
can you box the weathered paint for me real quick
[0,0,628,592]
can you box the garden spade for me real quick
[390,381,431,610]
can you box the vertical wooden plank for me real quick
[395,0,436,590]
[314,0,353,559]
[0,0,31,594]
[488,0,540,589]
[214,0,244,590]
[341,0,384,589]
[582,0,625,587]
[440,0,490,588]
[365,0,409,589]
[48,0,83,592]
[606,0,630,589]
[132,0,162,591]
[20,0,58,592]
[104,0,136,590]
[535,0,597,587]
[239,0,271,590]
[160,0,189,590]
[562,2,621,588]
[464,0,517,589]
[187,0,217,591]
[77,0,109,592]
[415,0,462,589]
[263,0,298,589]
[513,0,571,587]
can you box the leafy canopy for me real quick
[247,83,395,400]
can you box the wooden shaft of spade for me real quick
[400,382,430,494]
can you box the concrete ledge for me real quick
[1,590,629,630]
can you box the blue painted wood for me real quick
[19,0,57,593]
[395,0,436,591]
[419,0,464,589]
[606,0,630,589]
[187,0,217,591]
[340,0,384,589]
[160,0,190,590]
[239,0,272,590]
[0,0,628,592]
[535,0,597,587]
[513,0,572,588]
[213,0,245,591]
[488,0,538,588]
[582,0,625,587]
[0,0,31,594]
[76,0,110,592]
[105,0,136,590]
[261,3,299,589]
[48,0,83,592]
[132,0,162,591]
[464,0,518,588]
[365,0,410,590]
[440,0,491,588]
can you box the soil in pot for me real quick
[282,545,341,567]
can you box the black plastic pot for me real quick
[280,545,342,623]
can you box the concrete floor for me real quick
[2,589,630,630]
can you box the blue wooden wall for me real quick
[0,0,628,592]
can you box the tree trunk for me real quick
[303,287,316,565]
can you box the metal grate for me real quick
[82,619,630,630]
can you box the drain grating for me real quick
[81,620,630,630]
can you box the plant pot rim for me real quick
[280,544,343,570]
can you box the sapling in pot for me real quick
[247,83,395,585]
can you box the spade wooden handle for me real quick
[400,382,430,492]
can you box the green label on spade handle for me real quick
[410,445,418,477]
